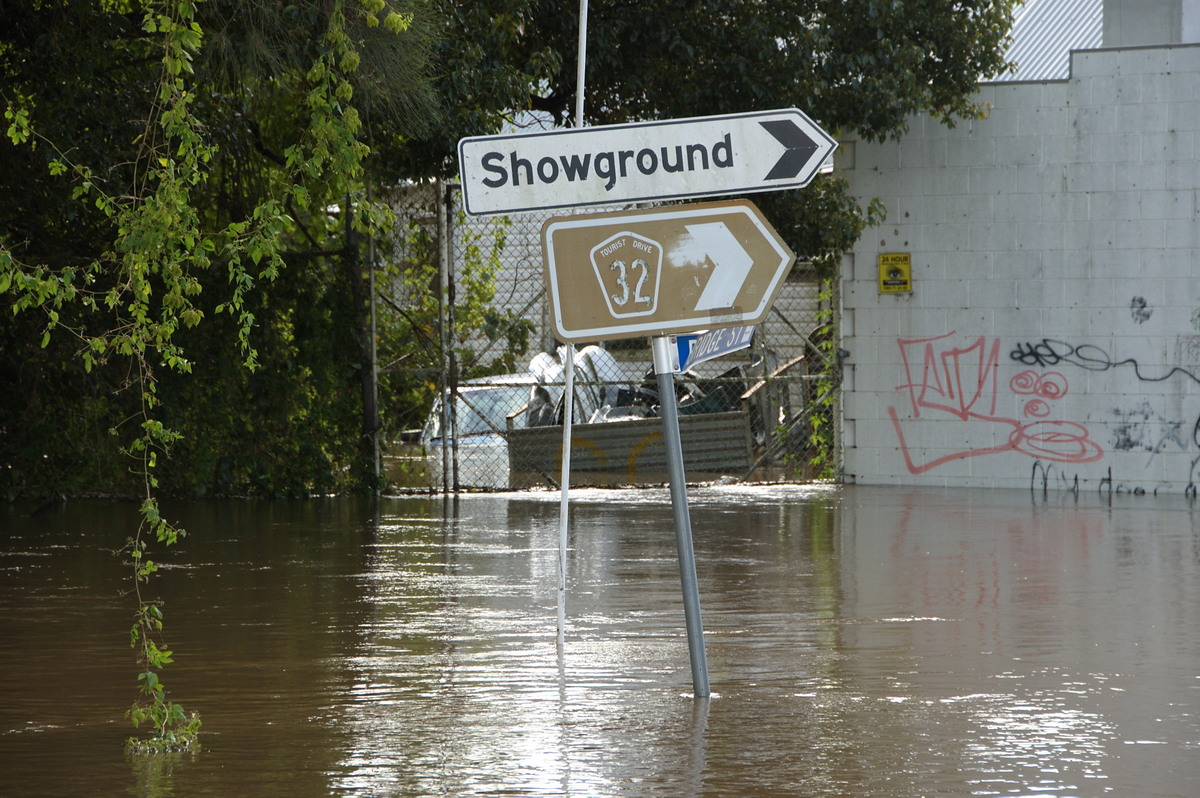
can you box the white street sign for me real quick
[459,108,836,216]
[542,200,794,343]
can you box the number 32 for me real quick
[609,259,652,307]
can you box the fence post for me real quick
[436,180,454,493]
[366,189,380,488]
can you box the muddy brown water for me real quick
[2,485,1198,797]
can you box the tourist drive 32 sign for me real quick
[459,108,837,216]
[541,200,795,342]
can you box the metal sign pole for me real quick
[557,348,573,648]
[574,0,587,130]
[436,179,452,493]
[651,335,711,697]
[557,0,588,648]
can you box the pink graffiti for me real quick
[1010,370,1068,418]
[889,333,1103,475]
[1023,399,1051,418]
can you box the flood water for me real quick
[2,485,1199,797]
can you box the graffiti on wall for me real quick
[1010,336,1200,455]
[888,332,1104,474]
[1010,337,1200,387]
[1108,401,1188,456]
[889,331,1200,482]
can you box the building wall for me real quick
[1104,0,1182,47]
[838,44,1200,495]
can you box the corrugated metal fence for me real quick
[379,182,840,492]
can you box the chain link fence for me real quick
[379,183,840,493]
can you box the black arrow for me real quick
[760,119,820,180]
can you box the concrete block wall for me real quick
[839,44,1200,495]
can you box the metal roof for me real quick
[999,0,1104,81]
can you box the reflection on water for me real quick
[2,486,1199,796]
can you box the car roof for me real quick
[457,373,538,387]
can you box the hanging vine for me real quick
[1,0,410,753]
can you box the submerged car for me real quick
[421,373,541,490]
[421,346,643,489]
[421,344,768,490]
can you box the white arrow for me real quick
[688,222,754,311]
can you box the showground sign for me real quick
[459,108,837,216]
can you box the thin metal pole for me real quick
[366,184,380,489]
[652,335,710,698]
[436,179,451,493]
[558,0,588,647]
[575,0,587,130]
[558,350,573,648]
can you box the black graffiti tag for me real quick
[1010,339,1200,385]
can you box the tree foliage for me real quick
[397,0,1017,269]
[1,0,440,499]
[399,0,1016,151]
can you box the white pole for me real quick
[558,350,573,648]
[575,0,588,130]
[558,0,588,649]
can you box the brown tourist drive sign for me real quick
[541,199,796,343]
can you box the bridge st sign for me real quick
[682,326,756,372]
[459,108,837,216]
[541,200,795,343]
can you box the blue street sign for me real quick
[683,326,755,371]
